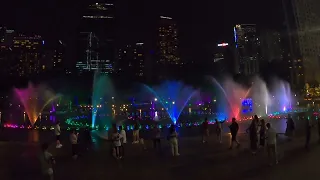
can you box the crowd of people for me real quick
[38,113,320,180]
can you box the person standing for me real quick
[168,124,180,156]
[39,143,55,180]
[215,118,226,143]
[202,118,209,143]
[132,121,140,144]
[317,117,320,144]
[119,126,126,157]
[54,121,62,148]
[247,119,258,154]
[259,119,267,148]
[229,118,240,149]
[70,129,79,160]
[83,128,92,151]
[305,117,312,150]
[285,114,295,141]
[266,123,278,166]
[153,124,161,151]
[112,126,121,159]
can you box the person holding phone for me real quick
[70,129,79,159]
[39,143,55,180]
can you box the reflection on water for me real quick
[28,130,39,142]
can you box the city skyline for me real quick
[0,0,283,67]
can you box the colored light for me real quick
[217,43,229,47]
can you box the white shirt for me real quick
[54,124,61,135]
[112,133,121,147]
[120,130,127,144]
[39,151,53,173]
[266,127,277,145]
[70,133,78,144]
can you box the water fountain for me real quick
[91,72,115,129]
[268,77,293,114]
[210,75,295,120]
[251,76,271,116]
[144,81,197,124]
[210,76,251,119]
[14,82,61,126]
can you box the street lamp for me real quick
[154,98,158,101]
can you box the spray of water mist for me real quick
[14,83,59,126]
[144,81,197,124]
[91,72,114,129]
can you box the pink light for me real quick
[217,43,229,47]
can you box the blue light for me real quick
[233,27,238,48]
[42,40,45,45]
[242,98,253,114]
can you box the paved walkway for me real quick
[0,130,319,180]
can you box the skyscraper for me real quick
[284,0,320,86]
[12,34,44,77]
[116,43,145,78]
[0,27,15,75]
[212,42,235,75]
[157,16,180,65]
[77,2,115,74]
[234,24,260,76]
[282,0,303,89]
[260,30,283,62]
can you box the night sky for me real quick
[0,0,284,65]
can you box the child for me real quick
[70,129,79,159]
[112,127,121,159]
[119,126,126,157]
[39,143,55,180]
[54,121,62,148]
[168,124,180,156]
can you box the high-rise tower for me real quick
[234,24,260,76]
[157,16,180,65]
[77,2,115,74]
[284,0,320,85]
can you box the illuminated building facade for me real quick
[284,0,320,86]
[157,16,180,65]
[77,2,115,74]
[51,40,65,72]
[12,34,43,77]
[260,31,283,62]
[117,43,145,78]
[212,42,235,74]
[0,27,15,75]
[234,24,260,76]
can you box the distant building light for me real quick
[136,43,144,45]
[6,30,14,33]
[83,15,113,19]
[42,40,45,45]
[217,43,228,47]
[160,16,172,20]
[214,58,224,62]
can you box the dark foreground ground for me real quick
[0,127,320,180]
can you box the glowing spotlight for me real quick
[154,98,158,101]
[172,101,175,104]
[283,106,286,111]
